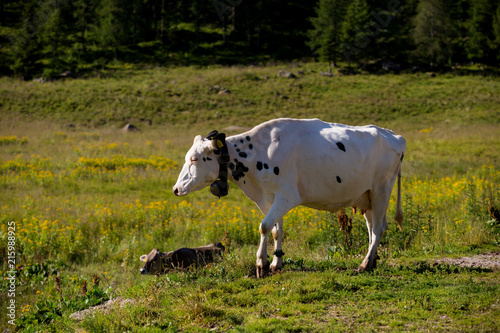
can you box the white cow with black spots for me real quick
[173,118,406,277]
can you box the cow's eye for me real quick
[190,156,198,163]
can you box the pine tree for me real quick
[447,0,469,65]
[307,0,347,71]
[413,0,454,67]
[9,0,42,79]
[366,0,417,63]
[96,0,132,61]
[465,0,494,63]
[38,0,70,77]
[340,0,372,65]
[73,0,97,57]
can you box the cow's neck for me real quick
[224,134,255,188]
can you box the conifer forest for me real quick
[1,0,500,78]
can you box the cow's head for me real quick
[173,131,227,197]
[139,249,171,275]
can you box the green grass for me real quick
[0,64,499,331]
[24,255,500,332]
[1,64,499,131]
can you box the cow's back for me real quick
[243,118,404,161]
[170,248,198,269]
[244,119,405,211]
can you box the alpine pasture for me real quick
[1,63,499,331]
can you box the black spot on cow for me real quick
[256,162,263,171]
[264,163,269,169]
[232,161,249,181]
[203,157,206,162]
[206,157,212,161]
[336,176,342,183]
[243,180,246,184]
[249,144,253,150]
[228,162,235,171]
[240,139,244,144]
[246,136,251,141]
[400,152,405,162]
[336,142,346,152]
[273,167,280,175]
[239,151,247,158]
[234,159,239,163]
[236,148,241,152]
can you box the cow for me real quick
[172,118,406,277]
[139,243,225,275]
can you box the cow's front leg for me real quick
[270,218,284,272]
[256,232,270,278]
[256,194,299,278]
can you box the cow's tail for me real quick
[394,165,403,231]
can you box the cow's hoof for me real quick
[357,259,369,272]
[256,262,270,278]
[270,266,282,275]
[357,263,375,272]
[356,265,367,272]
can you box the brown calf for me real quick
[139,243,225,275]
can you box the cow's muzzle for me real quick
[140,268,148,275]
[173,186,188,196]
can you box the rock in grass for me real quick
[218,88,231,94]
[70,297,135,321]
[277,70,297,79]
[320,71,334,77]
[209,85,231,94]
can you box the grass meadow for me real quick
[1,63,499,331]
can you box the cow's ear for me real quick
[165,251,174,258]
[205,130,218,140]
[204,132,226,152]
[140,254,147,262]
[215,133,226,146]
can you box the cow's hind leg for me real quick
[363,210,380,264]
[364,209,373,247]
[358,210,386,271]
[358,188,391,271]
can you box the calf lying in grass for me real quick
[139,243,225,275]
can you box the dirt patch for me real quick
[69,297,135,321]
[436,252,500,269]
